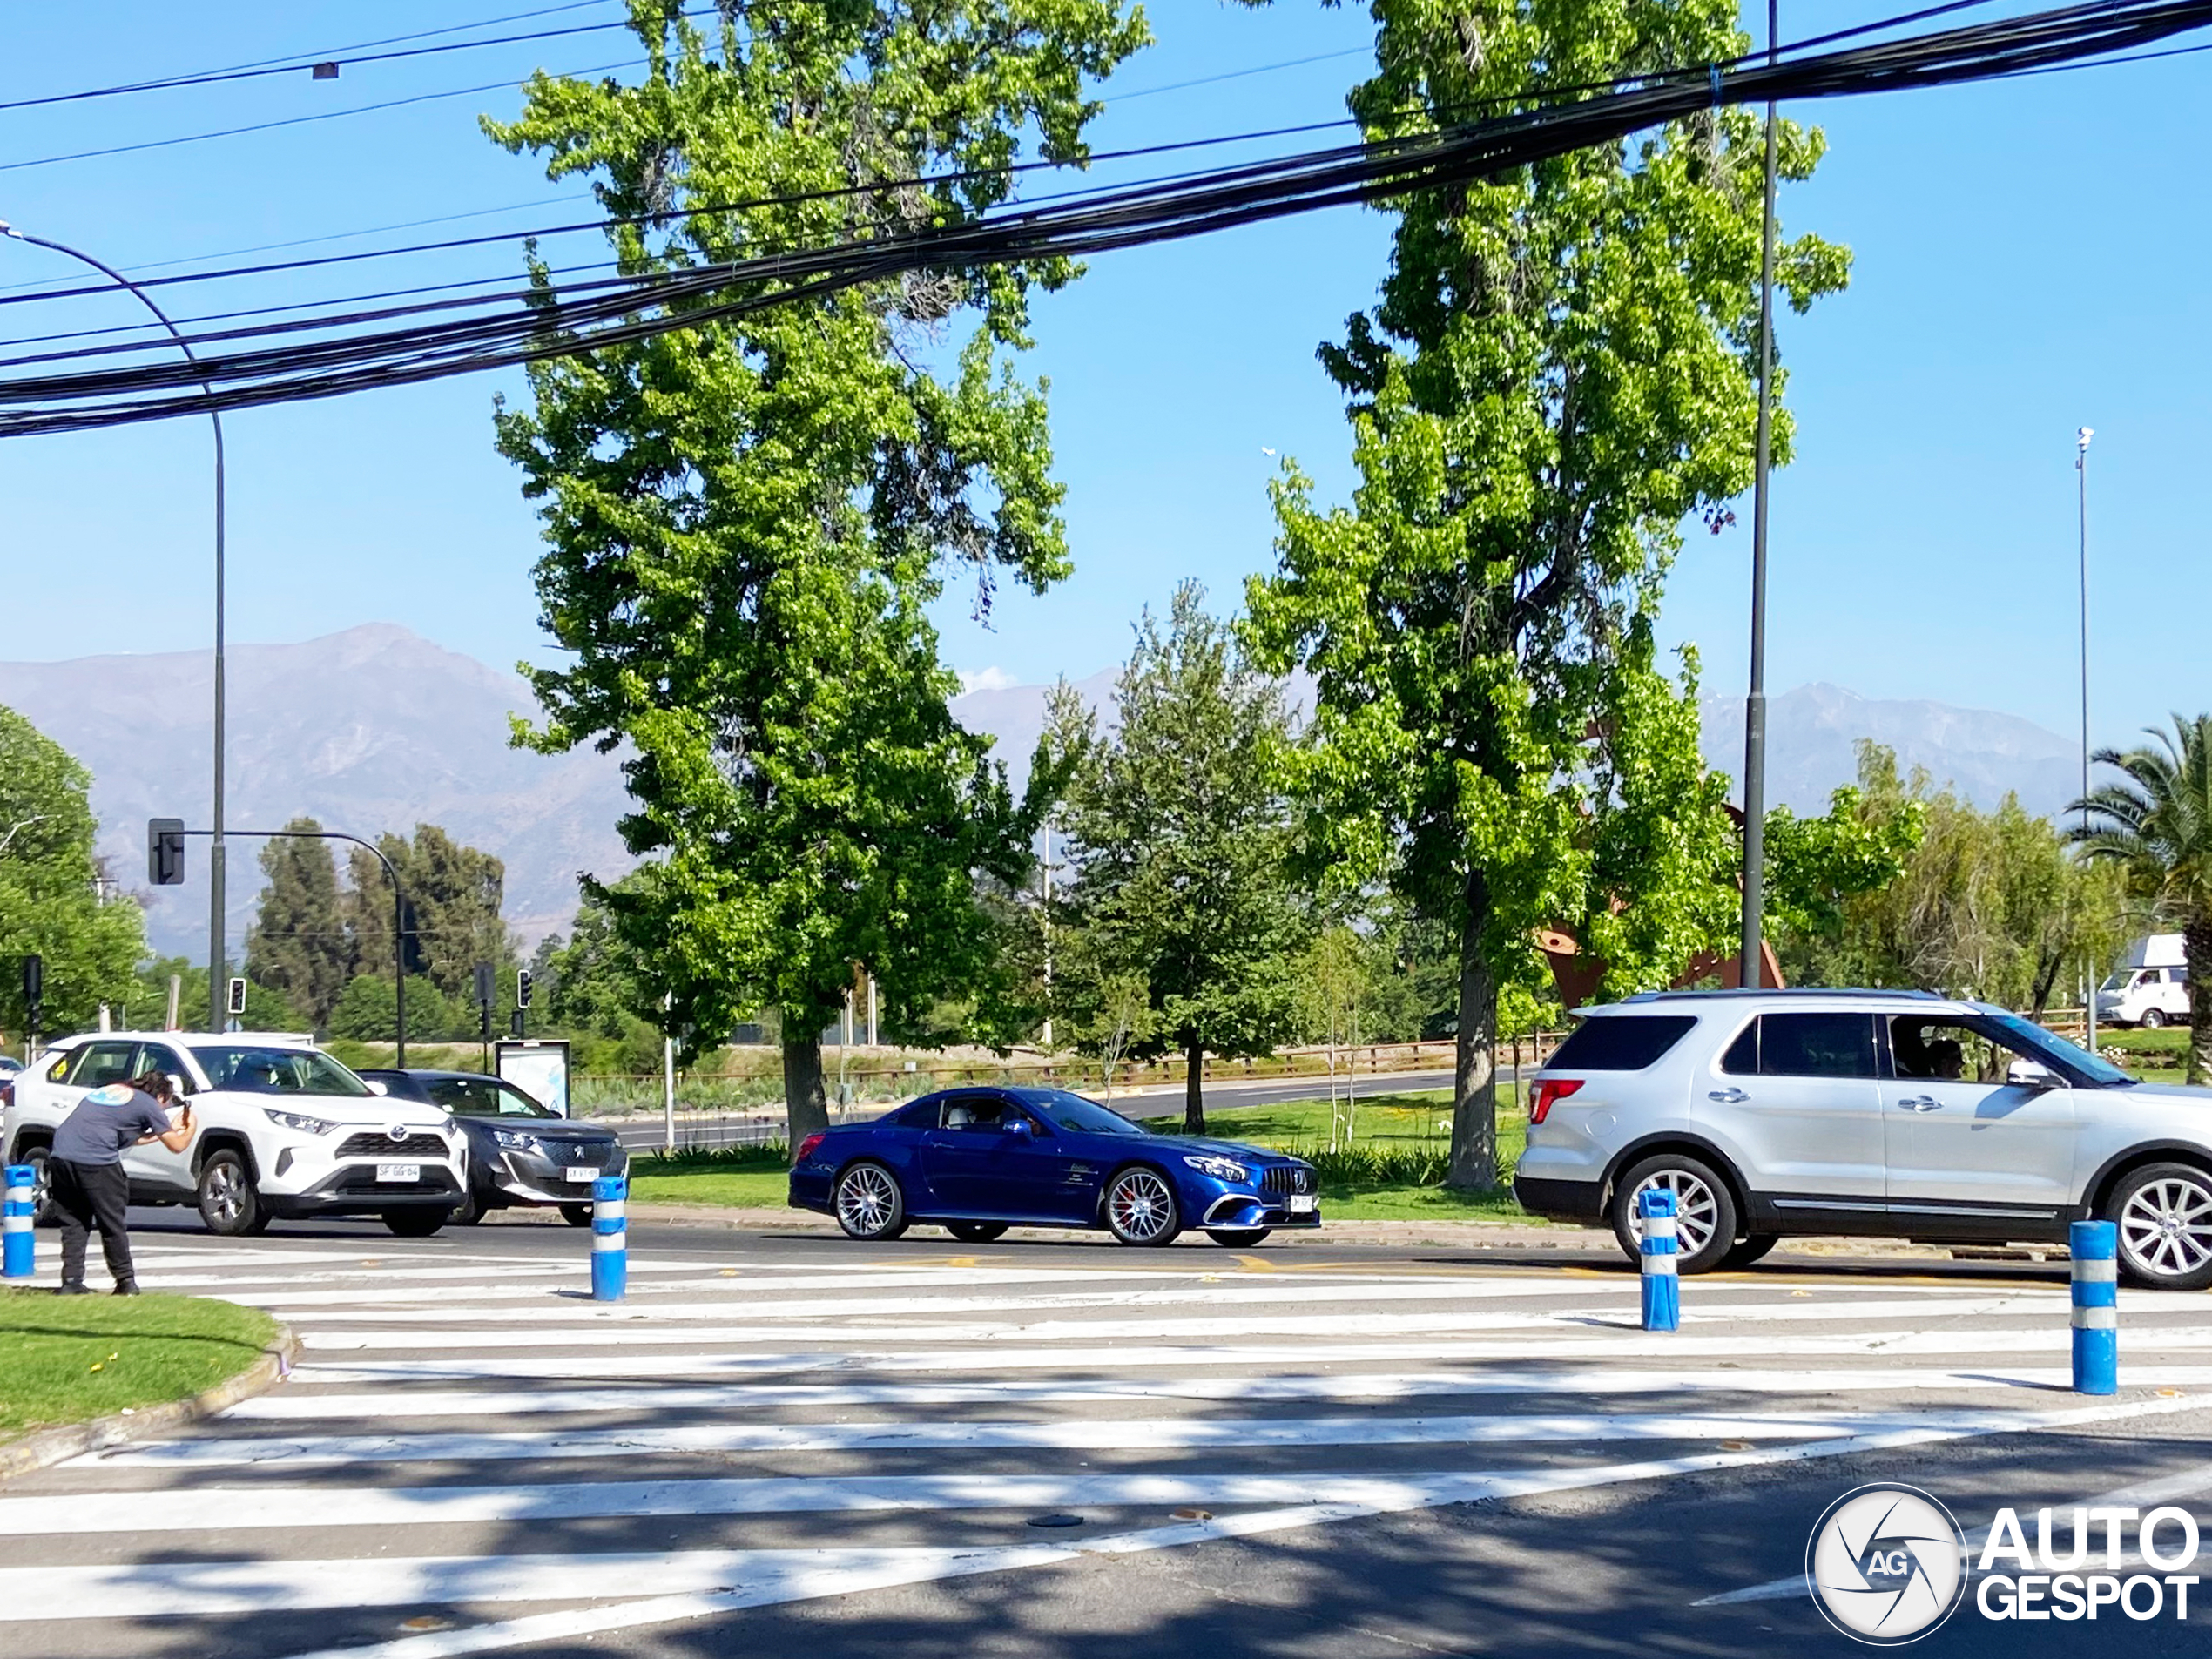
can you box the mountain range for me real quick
[0,624,2083,959]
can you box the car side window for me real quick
[1719,1022,1759,1076]
[1890,1016,2035,1084]
[67,1042,139,1089]
[1758,1013,1877,1079]
[941,1092,1004,1131]
[138,1044,192,1093]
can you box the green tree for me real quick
[1046,583,1309,1133]
[243,819,351,1028]
[1244,0,1847,1188]
[0,705,145,1047]
[341,826,514,1006]
[2070,715,2212,1082]
[328,973,458,1045]
[486,0,1145,1147]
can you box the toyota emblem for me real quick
[386,1124,408,1143]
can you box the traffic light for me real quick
[147,819,185,886]
[226,976,247,1018]
[516,968,534,1010]
[474,962,494,1007]
[400,901,427,975]
[20,954,40,1054]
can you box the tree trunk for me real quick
[1446,874,1501,1191]
[783,1029,828,1159]
[1184,1038,1206,1136]
[2185,916,2212,1087]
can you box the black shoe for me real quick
[112,1282,140,1296]
[57,1282,91,1296]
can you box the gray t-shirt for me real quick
[52,1084,175,1166]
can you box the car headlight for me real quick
[492,1129,543,1152]
[1183,1154,1251,1184]
[262,1108,335,1136]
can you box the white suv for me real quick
[2,1030,466,1237]
[1514,989,2212,1291]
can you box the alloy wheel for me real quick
[1625,1169,1722,1260]
[837,1166,899,1235]
[205,1163,245,1225]
[2119,1174,2212,1279]
[1109,1170,1176,1244]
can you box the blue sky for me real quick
[1,2,2205,754]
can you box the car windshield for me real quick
[1983,1013,2135,1088]
[2101,973,2131,992]
[428,1077,557,1118]
[1026,1091,1149,1136]
[190,1045,372,1097]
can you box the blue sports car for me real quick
[789,1086,1321,1246]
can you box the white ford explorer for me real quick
[2,1030,466,1237]
[1514,988,2212,1290]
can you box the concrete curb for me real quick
[0,1325,300,1483]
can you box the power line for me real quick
[2,0,2203,434]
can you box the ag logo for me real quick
[1805,1484,1967,1644]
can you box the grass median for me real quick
[626,1084,1535,1224]
[0,1290,279,1441]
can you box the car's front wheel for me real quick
[1609,1153,1739,1275]
[945,1220,1008,1243]
[833,1162,909,1240]
[2109,1162,2212,1291]
[1206,1227,1271,1248]
[448,1184,487,1226]
[382,1208,450,1238]
[1104,1167,1181,1246]
[2142,1008,2168,1029]
[196,1149,267,1237]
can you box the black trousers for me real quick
[51,1157,135,1289]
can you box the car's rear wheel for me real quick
[2109,1163,2212,1291]
[196,1149,267,1237]
[1717,1232,1781,1271]
[2142,1008,2168,1029]
[834,1162,909,1240]
[1609,1153,1739,1275]
[1104,1167,1181,1246]
[1206,1227,1271,1248]
[448,1184,487,1226]
[944,1220,1008,1243]
[559,1203,595,1227]
[382,1208,450,1238]
[18,1143,53,1225]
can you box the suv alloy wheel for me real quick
[197,1149,268,1237]
[1609,1152,1740,1275]
[2109,1162,2212,1291]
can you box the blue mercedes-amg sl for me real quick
[789,1086,1321,1246]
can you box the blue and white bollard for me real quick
[1639,1186,1680,1332]
[590,1172,627,1302]
[2071,1218,2118,1394]
[3,1164,32,1280]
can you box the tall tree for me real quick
[2070,716,2212,1082]
[1046,583,1308,1133]
[342,826,512,1002]
[1244,0,1848,1188]
[0,705,146,1044]
[244,819,350,1027]
[486,0,1145,1146]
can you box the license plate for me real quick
[563,1165,600,1183]
[1288,1193,1317,1215]
[376,1163,420,1184]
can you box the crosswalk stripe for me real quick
[61,1406,1973,1474]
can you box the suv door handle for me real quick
[1896,1096,1942,1112]
[1707,1088,1749,1103]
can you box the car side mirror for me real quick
[2007,1060,2060,1091]
[364,1079,390,1096]
[1006,1116,1034,1139]
[165,1073,192,1098]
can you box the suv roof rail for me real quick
[1618,987,1946,1003]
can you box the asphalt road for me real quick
[9,1216,2211,1658]
[600,1068,1465,1151]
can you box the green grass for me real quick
[0,1290,279,1440]
[620,1090,1539,1222]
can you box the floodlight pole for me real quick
[1739,0,1781,991]
[1,224,228,1034]
[2079,426,2096,1054]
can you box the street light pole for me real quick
[1738,0,1782,990]
[2079,425,2096,1055]
[1,224,227,1035]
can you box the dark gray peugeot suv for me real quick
[360,1069,626,1227]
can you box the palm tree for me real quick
[2068,714,2212,1083]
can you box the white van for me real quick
[2096,934,2191,1029]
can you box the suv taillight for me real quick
[1527,1077,1583,1125]
[795,1131,826,1163]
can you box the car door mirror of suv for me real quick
[165,1072,192,1099]
[1005,1116,1035,1139]
[363,1078,390,1096]
[2006,1059,2060,1090]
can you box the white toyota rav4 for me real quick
[1514,988,2212,1291]
[2,1030,466,1237]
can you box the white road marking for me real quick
[65,1407,1976,1474]
[6,1394,2198,1636]
[240,1363,2212,1420]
